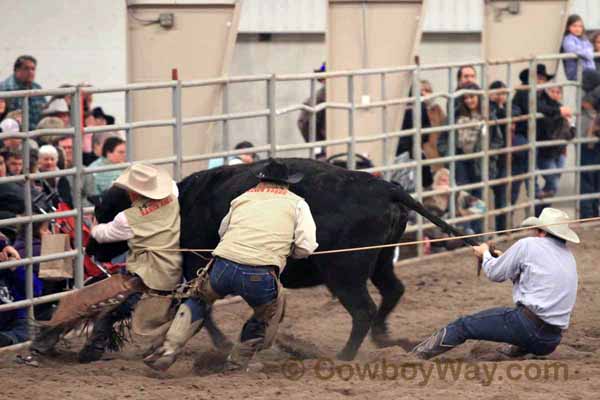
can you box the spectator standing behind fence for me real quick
[580,114,600,218]
[593,31,600,70]
[562,15,596,82]
[421,80,446,170]
[0,56,47,129]
[297,63,327,159]
[90,137,127,195]
[41,98,70,128]
[535,86,574,216]
[488,81,512,231]
[511,65,572,206]
[454,82,484,216]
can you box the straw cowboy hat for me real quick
[113,163,172,200]
[521,207,580,244]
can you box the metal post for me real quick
[267,75,277,158]
[381,72,390,180]
[308,78,317,159]
[347,75,356,170]
[505,63,514,230]
[72,88,84,289]
[125,89,133,162]
[481,63,490,235]
[448,67,457,219]
[527,60,537,217]
[413,62,424,257]
[172,80,183,181]
[22,97,34,321]
[222,81,230,165]
[575,58,583,217]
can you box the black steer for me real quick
[87,158,470,360]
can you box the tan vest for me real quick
[213,187,303,270]
[124,195,182,291]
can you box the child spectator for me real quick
[421,80,446,170]
[423,168,486,252]
[562,15,596,81]
[3,150,24,175]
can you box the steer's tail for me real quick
[390,184,480,247]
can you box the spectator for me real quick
[535,86,574,215]
[37,144,60,193]
[454,82,485,232]
[297,62,327,157]
[5,110,22,127]
[562,15,596,81]
[593,31,600,70]
[0,117,38,151]
[36,116,65,145]
[208,141,258,169]
[395,85,434,189]
[0,98,7,122]
[0,230,29,347]
[56,136,95,207]
[0,55,47,128]
[3,151,23,176]
[92,107,115,126]
[90,137,126,194]
[421,80,446,170]
[488,80,511,230]
[14,217,52,320]
[423,168,486,249]
[457,65,478,88]
[511,65,571,205]
[41,98,70,127]
[581,115,600,218]
[0,153,5,177]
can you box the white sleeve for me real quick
[482,239,525,283]
[291,200,318,259]
[218,208,233,238]
[91,211,134,243]
[172,180,179,198]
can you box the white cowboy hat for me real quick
[520,208,580,244]
[42,98,69,116]
[113,164,172,200]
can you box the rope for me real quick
[147,216,600,256]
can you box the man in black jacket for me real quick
[511,65,572,206]
[535,86,574,215]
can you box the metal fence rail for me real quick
[1,52,599,318]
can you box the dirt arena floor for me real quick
[2,226,600,400]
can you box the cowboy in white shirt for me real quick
[413,208,578,359]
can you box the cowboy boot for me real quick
[411,328,456,360]
[144,299,207,371]
[78,316,114,363]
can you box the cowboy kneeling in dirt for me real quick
[412,207,578,359]
[30,164,183,359]
[144,159,318,372]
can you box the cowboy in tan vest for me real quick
[144,159,318,371]
[30,164,182,360]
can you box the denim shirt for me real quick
[0,74,47,128]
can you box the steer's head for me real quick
[86,186,131,261]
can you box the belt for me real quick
[518,304,562,335]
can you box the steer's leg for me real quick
[330,283,377,361]
[369,251,413,350]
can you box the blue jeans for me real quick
[511,134,530,205]
[209,258,278,307]
[442,306,562,356]
[581,145,600,218]
[0,318,29,346]
[536,154,565,197]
